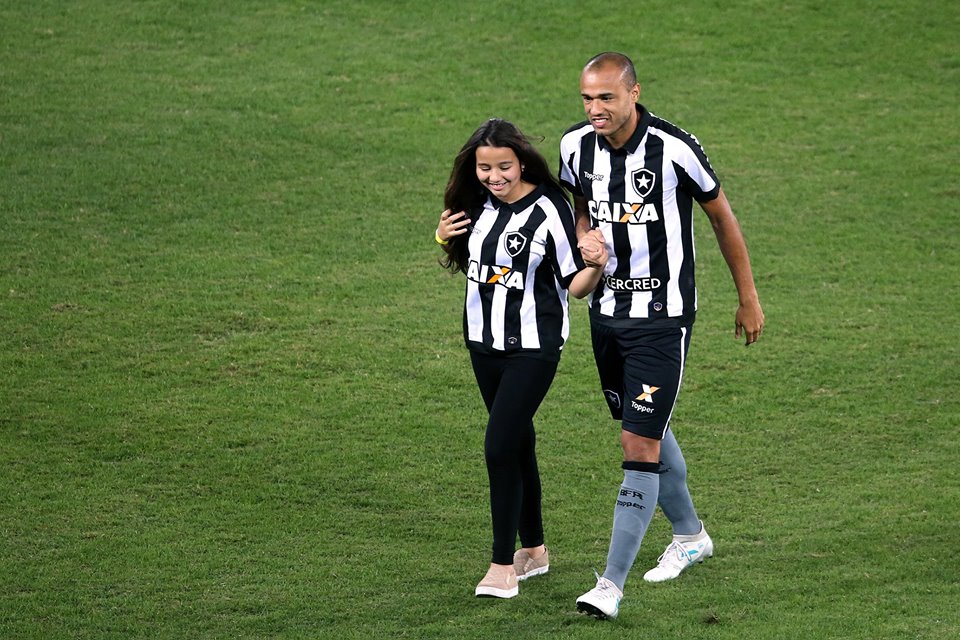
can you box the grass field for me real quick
[2,1,959,638]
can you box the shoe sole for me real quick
[576,600,617,620]
[516,565,549,581]
[475,586,518,598]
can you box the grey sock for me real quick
[657,428,702,536]
[602,470,658,591]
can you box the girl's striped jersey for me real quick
[463,182,585,360]
[559,105,720,328]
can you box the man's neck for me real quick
[605,106,639,150]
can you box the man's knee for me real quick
[621,431,661,463]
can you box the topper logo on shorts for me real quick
[630,384,660,414]
[589,200,660,224]
[636,384,660,403]
[467,261,524,289]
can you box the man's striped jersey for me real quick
[463,182,585,360]
[559,104,720,327]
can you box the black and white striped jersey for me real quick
[463,182,585,360]
[559,104,720,328]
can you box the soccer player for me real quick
[559,52,765,619]
[436,118,607,599]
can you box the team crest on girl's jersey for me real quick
[503,231,528,257]
[467,261,525,289]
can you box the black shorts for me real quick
[590,323,692,439]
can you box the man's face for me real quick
[580,65,640,149]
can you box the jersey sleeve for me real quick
[547,196,586,289]
[558,130,584,197]
[672,133,721,202]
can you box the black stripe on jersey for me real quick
[578,132,597,202]
[562,152,580,196]
[644,135,670,317]
[478,209,513,348]
[608,150,633,317]
[673,162,697,316]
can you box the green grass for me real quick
[2,1,958,638]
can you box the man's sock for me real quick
[657,428,702,536]
[674,525,707,543]
[601,463,659,591]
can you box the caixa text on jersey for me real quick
[589,200,660,224]
[467,261,525,289]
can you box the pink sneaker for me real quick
[475,564,518,598]
[513,547,549,581]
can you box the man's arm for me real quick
[572,194,608,268]
[573,194,591,241]
[700,188,765,345]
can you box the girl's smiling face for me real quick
[475,145,525,204]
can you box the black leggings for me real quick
[470,351,558,565]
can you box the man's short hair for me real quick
[584,52,638,88]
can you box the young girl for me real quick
[436,118,606,598]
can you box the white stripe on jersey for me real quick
[466,279,483,343]
[627,216,652,314]
[657,149,685,317]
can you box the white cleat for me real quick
[643,529,714,583]
[576,573,622,619]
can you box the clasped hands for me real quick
[578,229,608,269]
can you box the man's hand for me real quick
[578,228,608,268]
[735,299,764,345]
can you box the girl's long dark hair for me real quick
[440,118,564,273]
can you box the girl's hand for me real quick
[437,209,471,242]
[578,229,608,268]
